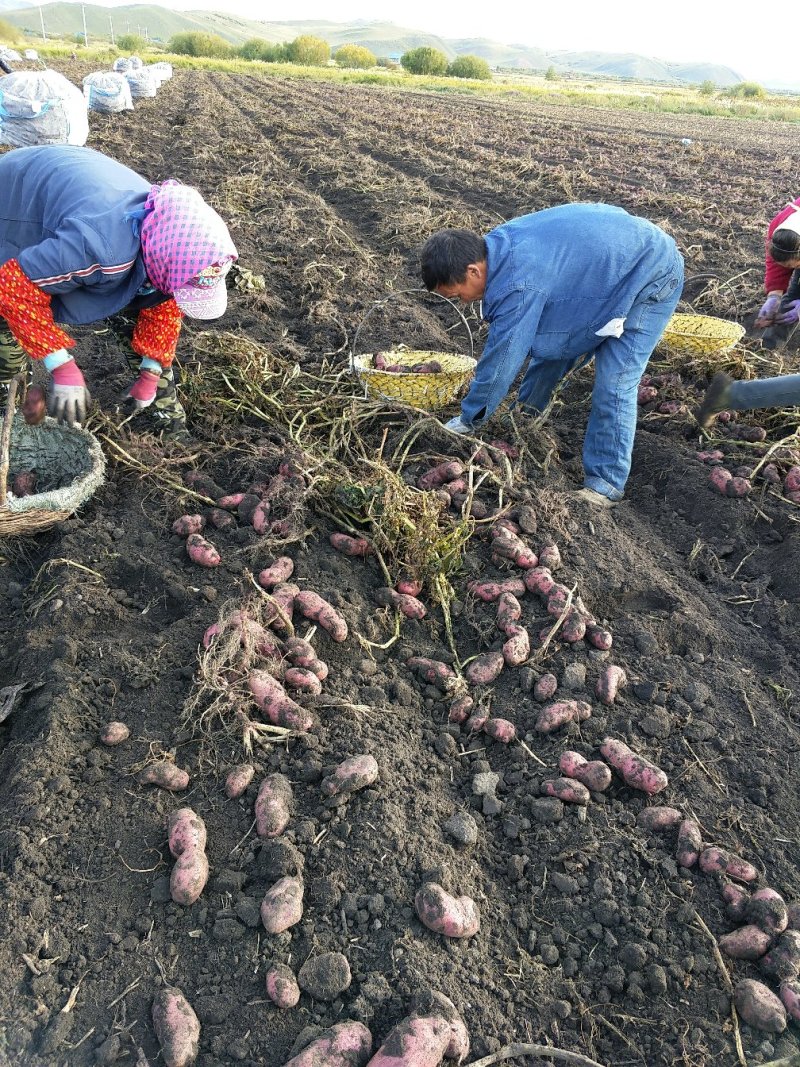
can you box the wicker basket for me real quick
[658,313,745,357]
[352,349,477,409]
[0,376,105,536]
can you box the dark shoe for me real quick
[695,372,733,429]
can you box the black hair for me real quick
[769,227,800,263]
[420,229,487,290]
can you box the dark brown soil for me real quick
[1,67,799,1067]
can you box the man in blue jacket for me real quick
[421,205,683,506]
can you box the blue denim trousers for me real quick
[517,254,684,499]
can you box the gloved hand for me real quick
[47,358,90,427]
[442,415,472,435]
[776,299,800,326]
[755,292,783,327]
[122,369,160,412]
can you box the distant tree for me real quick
[447,55,491,80]
[0,18,22,43]
[238,37,285,61]
[117,33,147,53]
[544,65,559,81]
[698,79,715,96]
[168,32,234,58]
[286,35,330,66]
[401,46,448,76]
[728,81,766,99]
[376,56,400,69]
[334,44,376,69]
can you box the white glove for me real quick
[442,415,472,435]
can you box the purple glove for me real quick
[776,299,800,325]
[755,292,782,326]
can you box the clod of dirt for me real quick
[297,951,352,1001]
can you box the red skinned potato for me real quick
[465,712,488,733]
[139,763,189,791]
[406,657,457,689]
[321,755,379,803]
[760,931,800,982]
[537,543,561,570]
[722,882,750,921]
[330,532,373,557]
[636,806,682,831]
[266,962,301,1009]
[255,773,293,838]
[171,850,209,907]
[374,587,427,619]
[465,651,505,686]
[709,467,733,494]
[543,778,590,805]
[11,470,37,496]
[784,466,800,493]
[586,623,613,651]
[248,670,313,732]
[415,882,480,938]
[448,696,473,724]
[491,527,538,568]
[225,763,255,799]
[535,700,590,734]
[237,493,261,524]
[168,808,207,858]
[638,385,658,404]
[496,591,522,633]
[780,980,800,1022]
[152,987,201,1067]
[396,576,423,597]
[719,926,773,961]
[263,582,298,633]
[22,384,46,426]
[595,665,627,705]
[502,625,530,667]
[294,591,348,642]
[172,514,206,537]
[560,610,586,643]
[726,476,752,498]
[468,579,527,602]
[282,1021,373,1067]
[676,819,703,868]
[285,667,323,695]
[483,717,516,743]
[251,500,271,534]
[186,533,220,568]
[261,876,304,934]
[747,889,789,935]
[600,738,667,794]
[523,566,555,598]
[216,492,245,509]
[699,846,758,882]
[365,994,468,1067]
[417,461,464,491]
[284,636,316,668]
[258,557,295,590]
[533,673,558,702]
[559,751,612,792]
[734,980,787,1033]
[100,721,129,746]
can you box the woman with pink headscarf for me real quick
[0,144,237,439]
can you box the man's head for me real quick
[420,228,488,302]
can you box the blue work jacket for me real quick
[0,144,166,324]
[461,204,680,423]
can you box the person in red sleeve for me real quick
[0,144,237,437]
[754,199,800,348]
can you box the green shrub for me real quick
[286,35,329,66]
[447,55,491,80]
[117,33,147,53]
[699,79,715,96]
[728,81,766,99]
[238,38,287,62]
[334,44,376,69]
[544,65,559,81]
[401,46,448,76]
[168,32,234,59]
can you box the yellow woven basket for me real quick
[353,350,477,410]
[658,313,745,357]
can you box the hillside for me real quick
[0,5,743,85]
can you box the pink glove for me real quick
[123,369,160,412]
[776,299,800,325]
[48,359,91,426]
[755,292,782,327]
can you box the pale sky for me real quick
[74,0,790,86]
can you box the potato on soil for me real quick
[255,773,293,838]
[483,717,516,743]
[747,889,789,935]
[502,625,530,666]
[558,752,612,791]
[709,467,733,494]
[533,673,558,701]
[417,460,464,491]
[21,384,46,426]
[365,995,468,1066]
[294,590,348,642]
[638,385,658,404]
[168,808,207,858]
[467,579,526,601]
[759,930,800,981]
[585,623,613,650]
[248,670,314,732]
[595,665,627,705]
[448,696,473,723]
[237,493,262,524]
[675,818,703,868]
[152,986,201,1067]
[560,610,586,643]
[216,492,245,509]
[535,700,590,734]
[284,666,323,695]
[722,881,750,920]
[282,1021,373,1067]
[172,514,205,536]
[699,846,757,882]
[396,576,423,597]
[495,591,522,632]
[719,925,772,960]
[733,979,787,1033]
[100,721,129,746]
[542,778,590,805]
[225,763,255,799]
[491,527,538,568]
[261,876,304,934]
[600,737,667,794]
[374,587,427,619]
[266,962,300,1009]
[465,651,504,686]
[415,882,480,938]
[330,532,373,557]
[284,637,315,666]
[258,557,295,590]
[537,543,561,570]
[465,712,488,733]
[780,979,800,1022]
[406,657,457,688]
[11,470,37,496]
[321,755,379,803]
[636,806,682,831]
[523,566,555,597]
[186,533,220,568]
[264,582,299,633]
[726,476,752,498]
[171,850,210,907]
[139,763,189,791]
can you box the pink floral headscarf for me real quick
[139,179,237,295]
